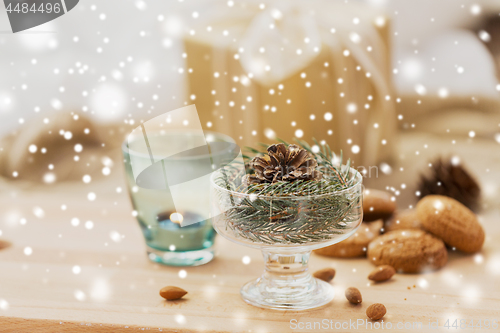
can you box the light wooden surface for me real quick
[0,132,499,333]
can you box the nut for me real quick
[159,286,187,300]
[368,265,396,282]
[345,287,362,304]
[0,240,11,250]
[313,268,336,282]
[366,303,386,320]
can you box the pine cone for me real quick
[418,157,480,211]
[242,143,322,185]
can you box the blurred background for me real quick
[1,0,500,202]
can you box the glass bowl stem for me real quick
[240,250,334,310]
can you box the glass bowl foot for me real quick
[241,277,334,310]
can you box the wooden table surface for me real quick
[0,133,499,332]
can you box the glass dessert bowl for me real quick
[210,166,363,310]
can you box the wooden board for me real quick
[0,133,499,332]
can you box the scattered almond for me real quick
[345,287,362,304]
[313,268,336,282]
[0,240,11,250]
[366,303,386,320]
[368,265,395,282]
[160,286,187,300]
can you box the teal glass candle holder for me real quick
[122,130,236,266]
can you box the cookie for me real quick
[363,189,396,222]
[416,195,484,253]
[315,220,383,258]
[385,209,422,232]
[367,229,448,273]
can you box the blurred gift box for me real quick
[183,0,396,167]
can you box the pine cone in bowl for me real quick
[242,143,322,185]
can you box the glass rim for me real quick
[210,166,363,200]
[121,130,237,160]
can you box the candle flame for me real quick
[170,212,183,224]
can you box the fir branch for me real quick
[213,139,362,245]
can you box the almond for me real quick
[366,303,386,320]
[0,240,11,250]
[345,287,362,304]
[160,286,187,300]
[313,268,336,282]
[368,265,395,282]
